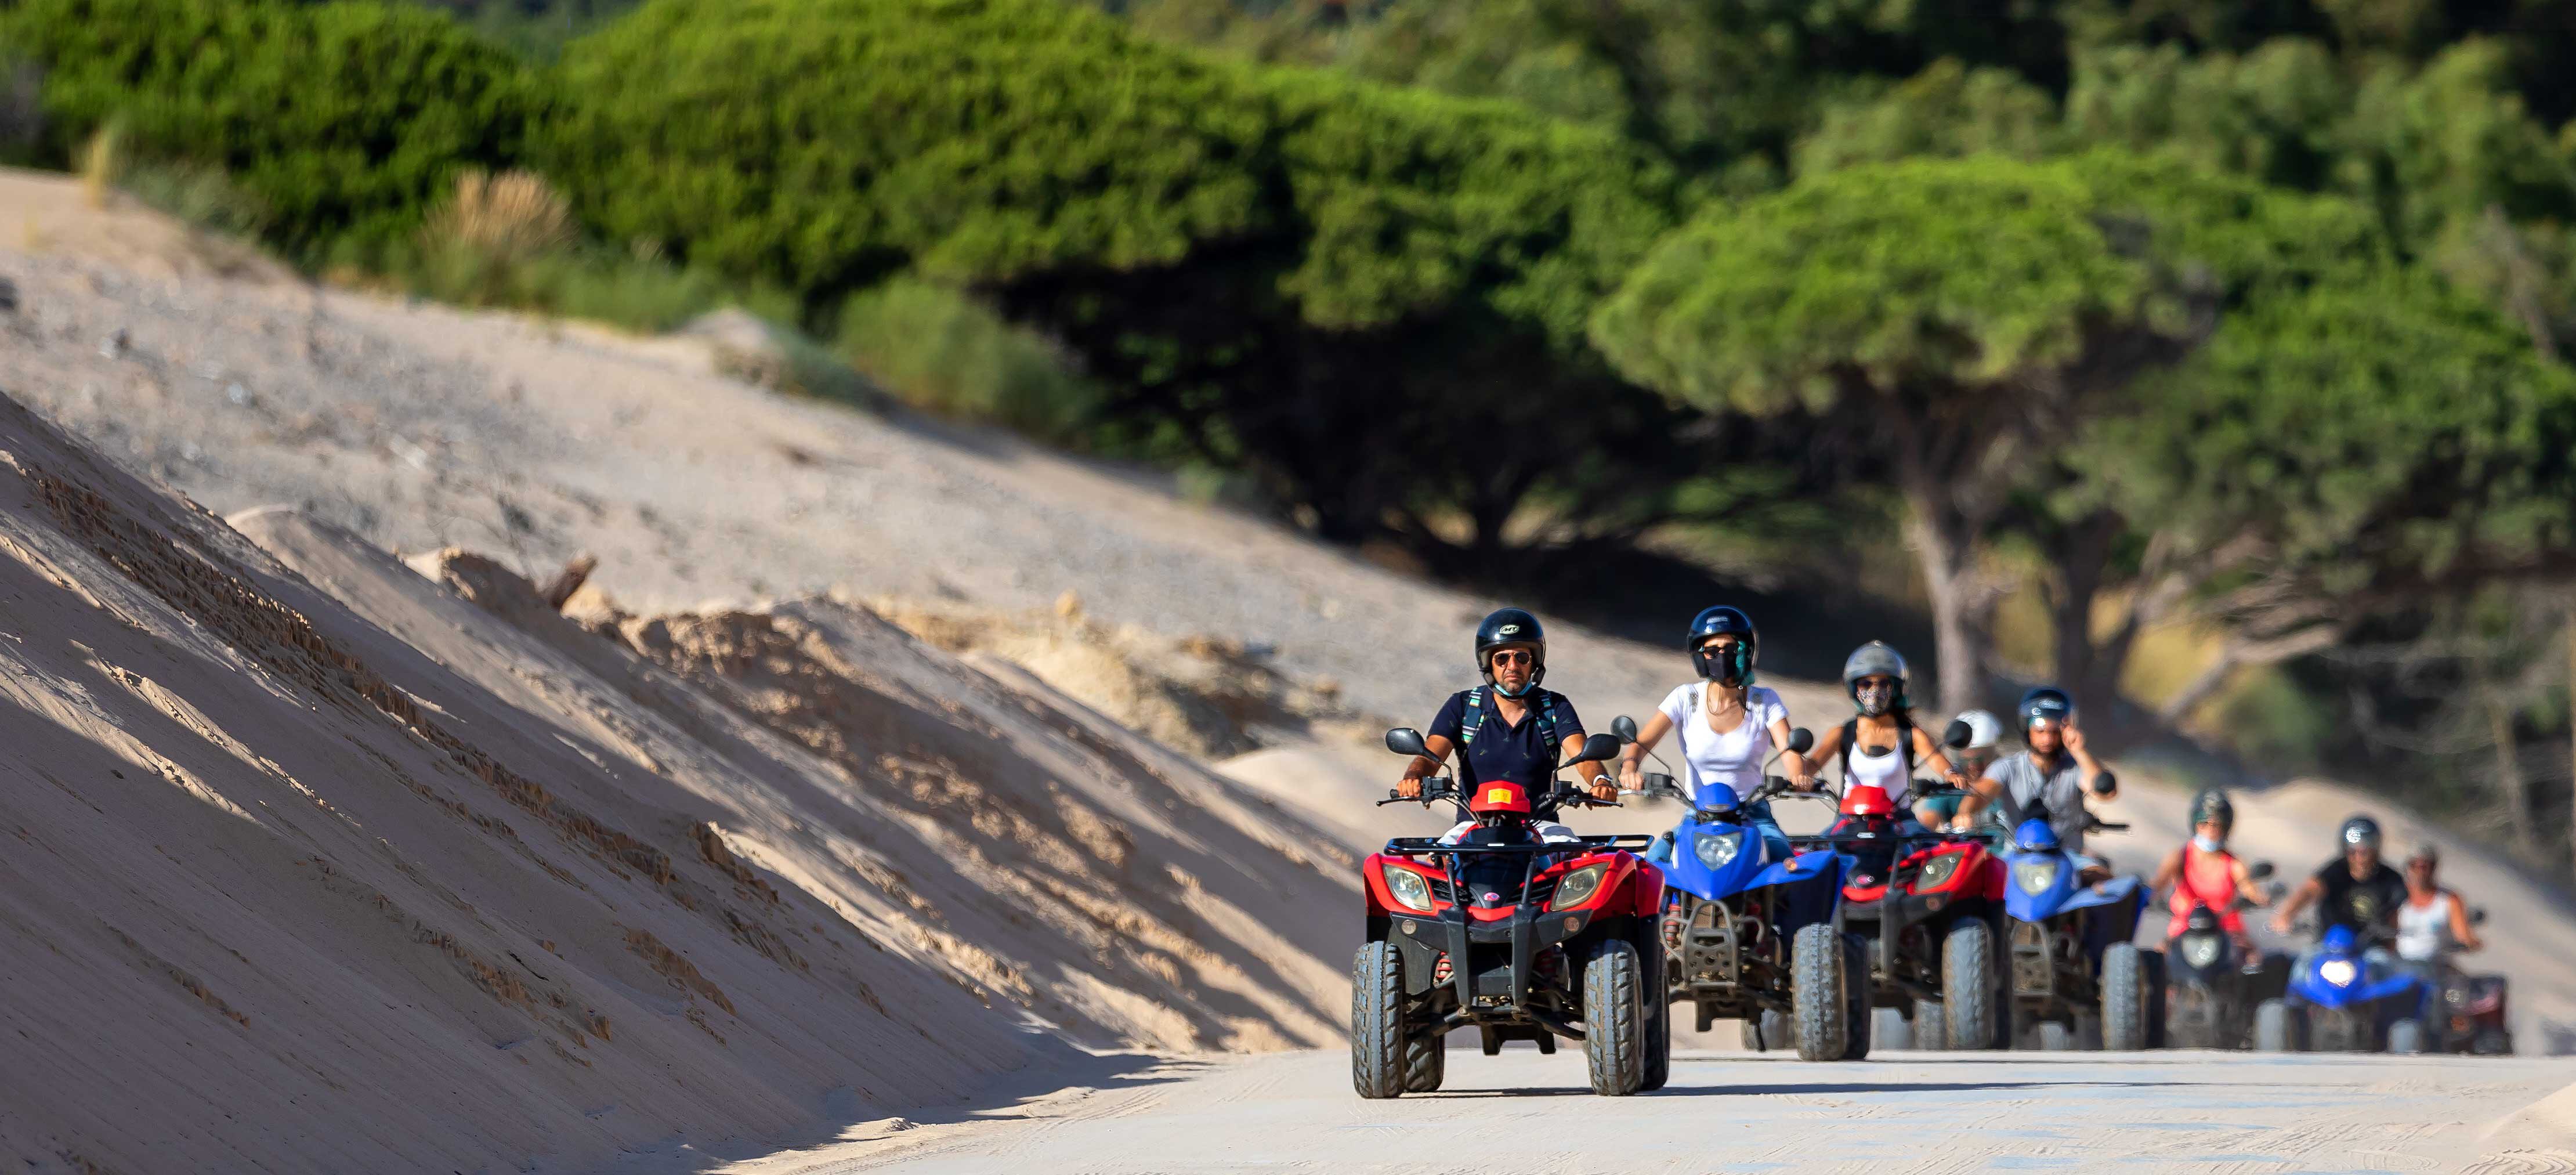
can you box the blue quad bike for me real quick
[2256,924,2427,1053]
[1611,718,1868,1062]
[1998,812,2156,1051]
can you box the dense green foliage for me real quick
[547,0,1270,301]
[1594,157,2154,414]
[0,0,546,250]
[549,0,1696,554]
[2112,274,2576,589]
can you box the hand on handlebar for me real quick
[1618,762,1643,793]
[1395,776,1424,800]
[1551,782,1620,808]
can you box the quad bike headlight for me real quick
[2179,932,2222,970]
[2011,861,2060,895]
[1693,829,1745,869]
[1549,864,1609,912]
[2318,959,2358,987]
[1913,851,1962,891]
[1380,865,1434,913]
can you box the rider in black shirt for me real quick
[2271,815,2405,968]
[1395,609,1615,843]
[2312,855,2407,937]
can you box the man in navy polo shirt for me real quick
[1395,608,1615,832]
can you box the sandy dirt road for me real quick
[715,1048,2576,1174]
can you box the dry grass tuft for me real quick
[422,168,573,259]
[78,121,124,209]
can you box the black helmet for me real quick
[1475,608,1546,697]
[2190,788,2235,833]
[2340,815,2382,851]
[1686,606,1757,685]
[1842,642,1909,715]
[2018,686,2076,729]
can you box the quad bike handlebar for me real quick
[1752,775,1838,805]
[1381,778,1458,807]
[1378,778,1622,812]
[1551,784,1623,809]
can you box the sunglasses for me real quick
[1489,649,1535,667]
[1854,678,1897,692]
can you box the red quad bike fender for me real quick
[1362,852,1450,918]
[1900,842,2003,902]
[1620,855,1665,916]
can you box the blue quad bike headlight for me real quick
[1694,829,1745,869]
[2011,860,2060,895]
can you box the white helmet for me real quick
[1955,709,2004,750]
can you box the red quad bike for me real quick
[1353,727,1665,1098]
[2392,909,2512,1055]
[1822,758,2011,1049]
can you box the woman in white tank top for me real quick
[2396,846,2483,962]
[1800,642,1964,829]
[1619,607,1815,865]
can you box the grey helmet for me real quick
[1843,641,1909,715]
[2190,788,2235,834]
[2340,815,2382,852]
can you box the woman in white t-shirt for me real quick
[1618,606,1814,865]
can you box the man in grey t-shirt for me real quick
[1949,687,2116,852]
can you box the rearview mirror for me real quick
[1385,727,1429,759]
[1611,715,1639,743]
[1568,733,1622,765]
[1943,719,1973,749]
[2248,861,2274,880]
[1788,727,1813,754]
[2091,770,2117,796]
[2470,907,2488,925]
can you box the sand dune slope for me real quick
[0,395,1349,1174]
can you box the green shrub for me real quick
[1,0,547,251]
[118,158,273,237]
[342,234,797,335]
[834,277,1103,439]
[547,0,1271,301]
[546,0,1671,330]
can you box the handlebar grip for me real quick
[1380,778,1455,805]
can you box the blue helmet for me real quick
[1686,606,1757,686]
[2011,818,2061,853]
[2018,686,2076,729]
